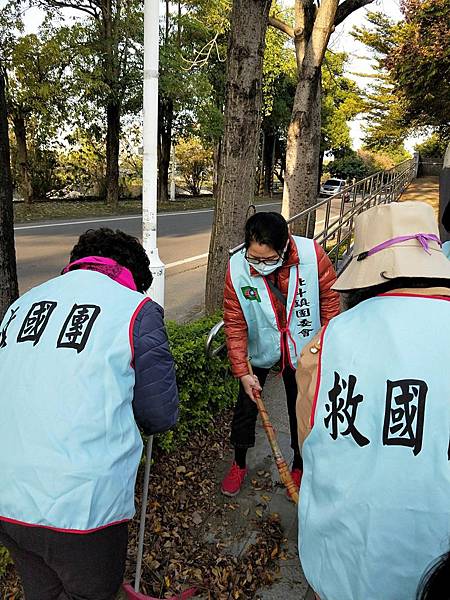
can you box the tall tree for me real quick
[387,0,450,135]
[205,0,272,312]
[38,0,143,207]
[352,12,410,161]
[320,50,365,174]
[159,0,228,202]
[386,0,450,240]
[5,25,75,203]
[0,70,18,319]
[269,0,374,232]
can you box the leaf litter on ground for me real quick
[1,411,285,599]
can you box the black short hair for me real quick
[417,552,450,600]
[244,212,289,255]
[343,277,450,309]
[69,228,152,293]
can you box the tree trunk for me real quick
[12,114,33,205]
[105,101,121,206]
[274,0,374,233]
[318,148,324,190]
[282,66,321,237]
[158,98,173,204]
[0,73,19,320]
[263,132,275,195]
[258,130,265,195]
[205,0,272,312]
[213,139,222,197]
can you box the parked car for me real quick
[320,178,347,197]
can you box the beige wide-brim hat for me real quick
[333,201,450,291]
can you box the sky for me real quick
[2,0,418,151]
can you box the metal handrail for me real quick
[206,155,418,358]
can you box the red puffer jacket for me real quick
[223,237,340,378]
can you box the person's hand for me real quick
[240,374,262,402]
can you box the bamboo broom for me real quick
[247,360,299,504]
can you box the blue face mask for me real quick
[252,259,283,277]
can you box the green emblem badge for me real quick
[241,286,261,302]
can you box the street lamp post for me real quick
[133,0,162,593]
[142,0,164,307]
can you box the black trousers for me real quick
[230,365,302,466]
[0,520,128,600]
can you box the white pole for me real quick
[170,143,176,201]
[142,0,164,308]
[133,0,161,593]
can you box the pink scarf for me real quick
[62,256,138,291]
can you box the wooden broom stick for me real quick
[247,360,299,504]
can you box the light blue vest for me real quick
[0,270,146,531]
[229,236,320,369]
[299,294,450,600]
[443,240,450,259]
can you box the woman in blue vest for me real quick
[0,228,179,600]
[222,212,340,497]
[296,201,450,600]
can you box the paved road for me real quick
[15,203,281,321]
[15,197,346,321]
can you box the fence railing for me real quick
[205,155,419,358]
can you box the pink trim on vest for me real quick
[310,324,328,429]
[129,298,152,368]
[262,266,298,374]
[0,514,129,534]
[379,292,450,301]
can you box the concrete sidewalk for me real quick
[210,373,312,599]
[400,176,439,218]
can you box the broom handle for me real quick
[134,435,154,592]
[247,360,299,504]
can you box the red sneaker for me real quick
[221,462,248,497]
[287,468,303,500]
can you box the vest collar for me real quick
[62,256,138,291]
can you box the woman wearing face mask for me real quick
[221,212,340,498]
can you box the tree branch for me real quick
[268,16,294,38]
[38,1,99,20]
[334,0,375,27]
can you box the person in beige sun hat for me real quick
[333,200,450,292]
[295,200,450,600]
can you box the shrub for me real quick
[0,545,11,579]
[175,138,213,196]
[156,313,238,452]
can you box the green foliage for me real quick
[262,12,296,118]
[55,130,106,197]
[321,51,365,155]
[157,313,238,452]
[0,545,11,578]
[388,0,450,132]
[176,137,213,195]
[415,133,449,158]
[329,149,370,180]
[353,12,410,156]
[329,146,410,180]
[160,1,228,146]
[358,148,409,171]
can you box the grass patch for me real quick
[14,194,281,224]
